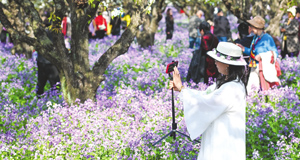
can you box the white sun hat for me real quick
[287,7,296,17]
[207,42,247,66]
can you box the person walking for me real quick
[170,42,247,160]
[213,8,230,42]
[188,10,204,50]
[236,16,279,92]
[280,7,299,59]
[166,8,174,40]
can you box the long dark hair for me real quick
[216,65,248,95]
[199,21,211,35]
[166,8,173,21]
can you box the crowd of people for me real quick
[180,6,299,93]
[169,6,299,160]
[88,9,130,39]
[1,5,298,159]
[1,6,297,96]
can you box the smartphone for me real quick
[166,61,178,73]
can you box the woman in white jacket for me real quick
[169,42,247,160]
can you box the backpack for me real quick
[121,21,127,29]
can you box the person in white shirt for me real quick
[169,42,247,160]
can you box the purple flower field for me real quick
[0,11,300,159]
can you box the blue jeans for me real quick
[217,36,227,42]
[189,37,201,50]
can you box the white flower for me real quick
[220,56,225,59]
[46,101,52,107]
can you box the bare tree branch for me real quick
[84,0,101,23]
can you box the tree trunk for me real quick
[222,0,287,35]
[223,0,250,21]
[265,0,288,36]
[0,0,147,105]
[2,2,33,59]
[137,14,153,48]
[136,0,165,48]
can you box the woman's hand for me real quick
[236,43,245,52]
[169,81,180,91]
[169,66,183,92]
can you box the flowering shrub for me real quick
[0,11,299,159]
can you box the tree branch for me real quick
[52,0,69,58]
[85,0,101,22]
[92,1,147,76]
[0,6,36,46]
[12,0,66,71]
[222,0,250,21]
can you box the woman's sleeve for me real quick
[244,47,251,55]
[178,85,232,140]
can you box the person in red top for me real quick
[93,12,107,39]
[62,17,68,36]
[186,21,219,84]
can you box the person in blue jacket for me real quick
[236,16,278,92]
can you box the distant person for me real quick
[213,8,230,42]
[188,10,204,50]
[102,11,112,35]
[186,21,219,84]
[93,12,107,39]
[111,14,121,36]
[88,19,96,39]
[280,7,299,58]
[207,20,214,34]
[234,22,254,85]
[234,22,254,48]
[36,12,60,98]
[295,7,300,55]
[236,16,279,92]
[121,13,131,30]
[0,27,12,43]
[61,14,71,38]
[166,8,174,40]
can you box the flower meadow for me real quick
[1,11,300,160]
